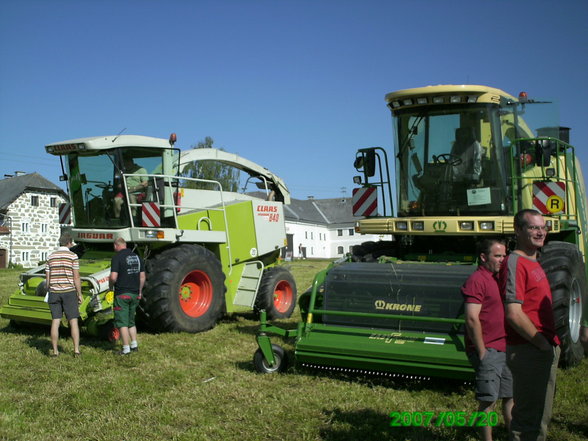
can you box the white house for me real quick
[283,196,390,259]
[0,173,68,268]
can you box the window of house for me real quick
[40,252,48,261]
[337,246,344,254]
[349,228,354,236]
[41,224,48,233]
[31,195,39,206]
[311,247,314,255]
[50,197,57,207]
[21,222,29,233]
[311,232,314,240]
[337,229,343,236]
[305,231,308,239]
[22,251,29,262]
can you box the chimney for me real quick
[14,171,26,176]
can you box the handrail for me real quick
[120,172,233,273]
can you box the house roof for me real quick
[0,173,66,210]
[285,197,358,226]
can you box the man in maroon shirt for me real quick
[499,209,560,441]
[462,238,512,441]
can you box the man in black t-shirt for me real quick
[109,237,145,355]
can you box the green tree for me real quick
[181,137,240,191]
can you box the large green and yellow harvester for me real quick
[254,85,587,379]
[1,134,297,338]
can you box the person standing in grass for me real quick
[462,238,513,441]
[109,237,145,355]
[499,209,560,441]
[46,232,83,357]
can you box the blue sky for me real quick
[1,0,587,201]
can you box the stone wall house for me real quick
[0,173,68,268]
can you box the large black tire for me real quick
[143,244,226,333]
[254,267,297,320]
[539,241,587,367]
[253,344,288,373]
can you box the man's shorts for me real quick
[48,290,80,321]
[468,348,513,402]
[114,293,140,328]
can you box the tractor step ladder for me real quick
[233,261,264,307]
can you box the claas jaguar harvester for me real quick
[254,85,587,379]
[0,134,297,338]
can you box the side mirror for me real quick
[354,148,379,177]
[364,150,376,177]
[535,140,553,167]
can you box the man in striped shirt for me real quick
[46,233,83,357]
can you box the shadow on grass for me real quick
[552,416,588,439]
[292,364,471,395]
[23,333,116,355]
[1,322,120,355]
[319,407,478,441]
[234,347,472,396]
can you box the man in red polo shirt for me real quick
[462,238,512,441]
[499,209,560,441]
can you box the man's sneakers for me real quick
[118,350,131,356]
[130,346,139,352]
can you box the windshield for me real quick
[66,148,164,228]
[394,104,509,216]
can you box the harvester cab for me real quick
[254,85,587,378]
[1,134,297,338]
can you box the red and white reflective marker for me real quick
[533,182,566,215]
[142,202,161,227]
[352,187,377,217]
[58,203,71,224]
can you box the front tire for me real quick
[539,241,587,367]
[144,245,226,333]
[99,320,120,342]
[253,344,288,373]
[254,267,297,320]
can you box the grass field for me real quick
[0,261,587,441]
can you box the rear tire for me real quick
[254,267,297,320]
[143,245,226,333]
[253,344,288,373]
[539,241,587,367]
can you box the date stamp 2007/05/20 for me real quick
[390,411,498,427]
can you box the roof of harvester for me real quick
[385,84,518,105]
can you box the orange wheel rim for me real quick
[109,327,120,342]
[273,280,293,314]
[179,270,213,317]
